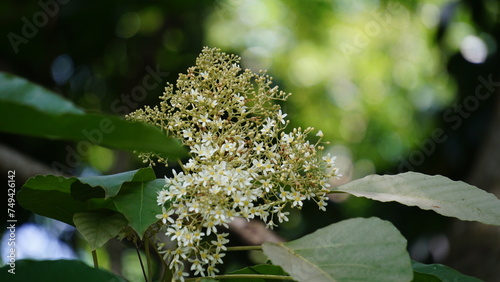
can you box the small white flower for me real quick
[156,206,174,224]
[203,219,218,236]
[209,99,218,108]
[322,153,337,166]
[199,249,213,264]
[207,264,220,277]
[201,132,214,144]
[303,162,312,172]
[198,113,211,127]
[282,133,293,144]
[174,270,189,282]
[187,200,201,213]
[277,109,287,124]
[253,142,265,154]
[220,140,236,154]
[252,159,264,169]
[191,144,217,159]
[212,252,225,264]
[189,259,205,276]
[214,118,224,129]
[157,189,168,205]
[262,160,275,174]
[319,178,331,189]
[260,179,273,192]
[184,159,197,170]
[182,129,194,141]
[278,210,290,223]
[317,196,329,211]
[167,226,184,241]
[233,93,245,105]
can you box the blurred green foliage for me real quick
[206,0,456,173]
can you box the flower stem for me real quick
[134,240,148,282]
[91,250,99,268]
[144,236,154,282]
[225,245,262,252]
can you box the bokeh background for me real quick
[1,0,499,280]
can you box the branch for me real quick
[0,142,64,183]
[228,217,284,245]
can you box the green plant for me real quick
[1,48,498,282]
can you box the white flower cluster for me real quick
[128,47,340,280]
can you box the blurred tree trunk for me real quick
[445,83,500,281]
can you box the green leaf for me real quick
[18,169,163,238]
[412,261,483,282]
[0,259,126,282]
[73,167,156,199]
[73,210,129,250]
[224,264,289,281]
[335,172,500,226]
[412,272,441,282]
[113,179,165,238]
[18,175,93,226]
[18,168,155,226]
[262,217,413,282]
[0,72,85,115]
[0,72,187,158]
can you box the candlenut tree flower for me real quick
[127,47,340,280]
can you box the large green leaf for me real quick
[0,72,187,158]
[74,210,129,250]
[262,217,413,282]
[113,179,165,238]
[335,172,500,226]
[18,168,155,225]
[18,174,101,226]
[0,259,126,282]
[412,261,483,282]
